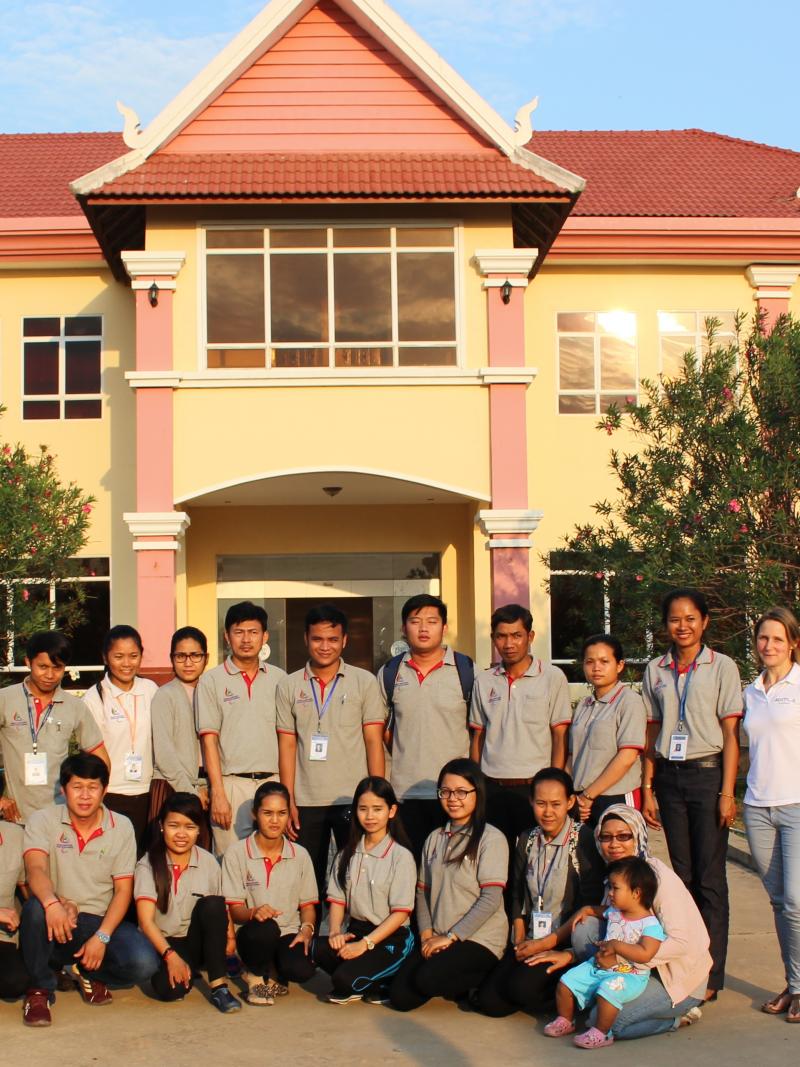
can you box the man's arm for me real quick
[200,733,232,830]
[278,731,300,839]
[549,723,569,769]
[363,723,385,778]
[74,877,133,972]
[24,850,76,943]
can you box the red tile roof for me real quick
[81,151,570,201]
[531,129,800,218]
[0,133,123,217]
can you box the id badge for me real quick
[24,751,48,786]
[309,734,329,761]
[124,753,144,781]
[530,911,553,938]
[668,732,689,761]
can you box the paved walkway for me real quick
[0,849,792,1066]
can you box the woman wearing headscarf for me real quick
[529,804,710,1039]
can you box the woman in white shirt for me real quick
[743,606,800,1024]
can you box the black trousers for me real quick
[485,781,532,855]
[389,940,498,1011]
[588,791,641,828]
[297,804,351,898]
[473,947,565,1017]
[400,800,446,862]
[105,791,152,856]
[236,918,316,984]
[0,940,29,999]
[151,896,228,1001]
[654,758,728,991]
[315,919,416,996]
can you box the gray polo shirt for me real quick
[0,822,25,944]
[276,661,385,807]
[642,646,743,760]
[134,846,221,938]
[378,648,472,801]
[222,833,318,936]
[152,678,204,795]
[418,822,509,958]
[469,660,572,778]
[327,834,415,927]
[0,681,104,820]
[570,683,646,795]
[196,658,286,776]
[24,804,136,917]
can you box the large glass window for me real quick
[657,311,737,377]
[22,317,103,419]
[205,226,458,369]
[557,311,637,414]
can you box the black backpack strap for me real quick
[382,653,405,725]
[453,651,475,707]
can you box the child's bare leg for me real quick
[555,981,577,1023]
[595,995,620,1034]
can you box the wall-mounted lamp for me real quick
[501,279,513,304]
[148,281,159,307]
[322,486,342,498]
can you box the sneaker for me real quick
[23,990,52,1027]
[246,982,275,1006]
[62,964,112,1006]
[680,1005,703,1027]
[363,988,390,1005]
[264,980,288,999]
[327,992,363,1005]
[210,985,242,1014]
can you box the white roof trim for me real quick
[71,0,584,197]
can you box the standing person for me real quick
[0,820,29,1001]
[222,781,318,1006]
[135,792,240,1013]
[277,604,386,896]
[196,602,286,855]
[83,625,157,852]
[742,606,800,1023]
[19,753,159,1026]
[150,627,211,848]
[0,631,108,824]
[469,604,572,851]
[389,758,509,1011]
[641,587,743,1001]
[571,635,646,826]
[316,776,416,1004]
[379,594,473,860]
[472,767,604,1017]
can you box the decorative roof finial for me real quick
[117,101,144,149]
[513,96,539,146]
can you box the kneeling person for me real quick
[20,754,159,1026]
[0,821,30,1000]
[135,793,240,1013]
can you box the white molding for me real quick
[131,540,180,551]
[121,251,187,280]
[123,512,191,538]
[482,278,529,290]
[752,288,795,299]
[479,367,538,385]
[487,537,532,549]
[474,249,538,276]
[126,369,493,389]
[125,372,182,389]
[130,278,177,292]
[476,509,544,536]
[745,265,800,289]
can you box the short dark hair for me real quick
[530,765,576,799]
[491,603,533,633]
[661,587,709,625]
[581,633,624,662]
[26,631,72,666]
[103,624,143,657]
[60,753,109,789]
[253,780,291,811]
[305,603,348,635]
[401,594,447,625]
[606,856,658,910]
[225,601,268,632]
[170,626,208,655]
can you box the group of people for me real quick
[0,589,798,1039]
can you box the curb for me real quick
[728,829,755,871]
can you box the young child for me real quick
[544,856,666,1048]
[315,776,416,1004]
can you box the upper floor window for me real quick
[22,316,102,419]
[657,311,737,377]
[204,225,458,369]
[557,311,637,414]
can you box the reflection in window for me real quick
[557,311,637,414]
[657,311,737,378]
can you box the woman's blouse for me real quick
[743,662,800,806]
[83,675,158,795]
[327,834,416,927]
[134,846,221,938]
[222,834,318,936]
[570,684,645,795]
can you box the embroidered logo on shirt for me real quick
[56,833,74,852]
[653,679,667,692]
[487,688,501,705]
[296,690,313,705]
[222,688,240,704]
[394,675,409,688]
[244,869,260,889]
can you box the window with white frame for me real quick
[657,311,737,377]
[204,225,458,369]
[1,558,110,681]
[557,311,638,414]
[22,316,102,419]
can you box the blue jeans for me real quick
[744,802,800,994]
[20,898,159,994]
[571,916,701,1039]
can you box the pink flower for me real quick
[604,423,613,435]
[61,516,69,525]
[625,396,635,405]
[82,504,92,514]
[22,589,30,602]
[722,387,733,401]
[728,499,742,513]
[594,571,605,580]
[635,574,643,582]
[739,524,748,533]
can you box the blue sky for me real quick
[1,0,798,151]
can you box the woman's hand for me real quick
[594,942,618,970]
[514,937,552,961]
[0,907,20,932]
[289,925,314,955]
[570,906,597,930]
[329,932,355,953]
[718,793,737,829]
[577,793,594,822]
[642,789,662,831]
[166,950,192,988]
[339,939,369,960]
[252,904,282,922]
[0,796,21,823]
[526,949,573,973]
[421,934,454,958]
[197,786,210,811]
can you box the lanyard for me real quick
[108,683,138,754]
[671,654,699,730]
[24,689,55,755]
[532,827,567,911]
[311,674,340,728]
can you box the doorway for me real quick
[285,597,374,673]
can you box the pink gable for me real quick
[161,0,494,154]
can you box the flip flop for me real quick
[762,989,791,1015]
[787,995,800,1023]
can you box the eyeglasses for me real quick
[598,831,635,844]
[171,652,207,663]
[437,787,476,801]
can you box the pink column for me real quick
[746,265,799,332]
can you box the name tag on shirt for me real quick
[124,753,144,781]
[530,911,553,938]
[24,751,48,786]
[309,734,329,761]
[668,731,689,761]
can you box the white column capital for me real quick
[121,250,187,287]
[123,511,190,550]
[476,508,544,547]
[473,249,538,278]
[745,264,800,298]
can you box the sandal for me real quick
[574,1026,614,1049]
[762,988,791,1015]
[787,995,800,1023]
[544,1015,576,1038]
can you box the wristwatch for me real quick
[96,930,111,945]
[363,937,376,951]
